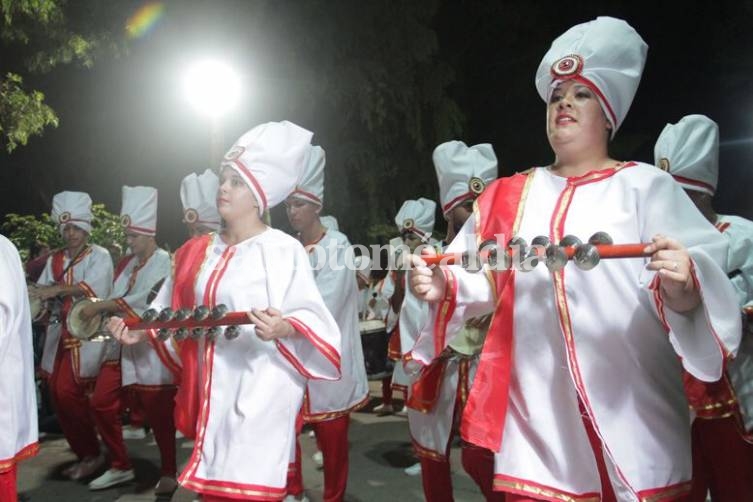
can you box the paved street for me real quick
[18,383,485,501]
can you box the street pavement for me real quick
[17,383,485,501]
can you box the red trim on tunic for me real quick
[284,317,341,372]
[493,473,601,501]
[0,442,39,472]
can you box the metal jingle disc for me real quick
[224,325,241,340]
[559,234,582,248]
[191,327,206,339]
[173,327,190,341]
[158,308,175,322]
[545,245,568,272]
[531,235,551,248]
[210,304,229,320]
[573,244,600,271]
[174,308,193,321]
[141,308,159,322]
[193,305,210,321]
[156,328,171,342]
[588,231,613,246]
[478,239,500,268]
[206,327,220,341]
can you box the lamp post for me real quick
[183,60,241,167]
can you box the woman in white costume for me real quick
[0,235,38,502]
[107,121,342,501]
[410,17,741,502]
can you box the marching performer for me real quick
[0,235,38,502]
[32,191,113,481]
[285,145,369,502]
[410,17,741,500]
[181,169,222,237]
[375,198,437,417]
[80,186,175,493]
[108,121,342,501]
[403,140,502,500]
[656,114,753,501]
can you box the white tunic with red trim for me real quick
[113,249,173,386]
[303,230,369,421]
[0,235,39,472]
[715,214,753,437]
[151,229,341,498]
[423,164,741,500]
[38,244,113,380]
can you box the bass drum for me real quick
[359,319,392,380]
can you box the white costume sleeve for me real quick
[0,236,38,466]
[79,247,113,299]
[274,243,342,381]
[642,173,741,381]
[312,239,352,319]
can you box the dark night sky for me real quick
[1,0,752,250]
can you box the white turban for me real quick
[535,16,648,137]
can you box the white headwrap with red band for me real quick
[120,185,158,236]
[434,141,498,215]
[222,121,313,217]
[395,198,436,241]
[52,191,93,234]
[535,16,648,138]
[180,169,221,230]
[654,114,719,196]
[290,145,325,206]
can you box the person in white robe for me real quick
[409,17,741,501]
[0,235,38,502]
[401,140,502,500]
[285,145,368,502]
[656,114,753,501]
[79,186,175,493]
[375,198,437,418]
[107,121,341,501]
[32,191,113,481]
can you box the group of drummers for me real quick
[2,14,753,502]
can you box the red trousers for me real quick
[123,386,146,428]
[416,442,501,500]
[689,416,753,501]
[91,362,131,470]
[48,349,100,460]
[381,376,393,405]
[287,414,350,502]
[131,386,177,476]
[0,465,17,502]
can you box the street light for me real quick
[182,59,241,166]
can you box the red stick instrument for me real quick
[123,311,252,331]
[420,242,651,267]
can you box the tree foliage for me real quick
[0,0,126,151]
[2,203,125,261]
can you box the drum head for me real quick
[67,299,103,341]
[359,319,386,334]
